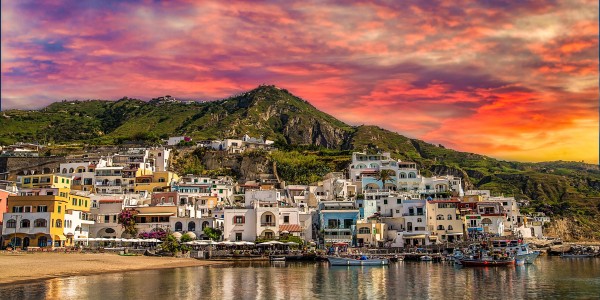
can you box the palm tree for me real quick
[376,169,395,191]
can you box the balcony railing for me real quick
[260,222,276,227]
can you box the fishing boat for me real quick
[491,240,541,264]
[459,257,515,267]
[327,256,389,266]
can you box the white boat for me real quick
[491,240,540,264]
[327,256,389,266]
[270,256,286,261]
[420,255,433,261]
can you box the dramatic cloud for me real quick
[1,0,598,163]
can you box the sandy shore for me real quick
[0,252,229,285]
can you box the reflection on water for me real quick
[2,257,600,299]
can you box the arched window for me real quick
[11,237,22,247]
[69,168,74,173]
[62,168,67,174]
[34,219,47,227]
[482,218,492,226]
[400,173,406,178]
[175,222,183,232]
[356,164,366,169]
[436,214,444,220]
[408,172,416,178]
[21,219,30,228]
[447,214,452,220]
[369,163,378,168]
[358,227,371,234]
[417,218,422,223]
[437,225,445,230]
[56,219,62,227]
[180,198,187,205]
[448,225,453,230]
[202,221,209,229]
[188,221,196,231]
[6,219,16,228]
[158,177,165,183]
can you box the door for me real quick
[23,237,30,249]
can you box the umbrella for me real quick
[285,241,299,246]
[269,241,285,245]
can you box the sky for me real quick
[1,0,598,164]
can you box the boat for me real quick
[491,240,541,264]
[420,255,433,261]
[459,257,515,267]
[270,256,286,261]
[327,256,389,266]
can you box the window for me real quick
[37,206,48,212]
[417,218,422,222]
[85,200,88,207]
[56,219,62,227]
[358,227,370,234]
[6,219,16,228]
[447,214,452,220]
[23,178,31,184]
[397,199,401,204]
[34,219,47,227]
[235,232,242,241]
[234,216,245,224]
[21,219,30,228]
[283,216,289,223]
[175,222,183,232]
[436,214,444,220]
[384,199,388,205]
[188,221,196,231]
[104,215,110,223]
[437,225,445,230]
[12,206,23,213]
[448,225,453,230]
[33,178,39,184]
[72,198,77,206]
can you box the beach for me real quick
[0,252,228,285]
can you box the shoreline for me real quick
[0,252,231,286]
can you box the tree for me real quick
[376,169,395,190]
[203,227,222,241]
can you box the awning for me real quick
[135,212,174,216]
[74,177,81,180]
[55,235,66,241]
[446,232,464,235]
[429,236,438,240]
[404,235,426,239]
[279,224,302,232]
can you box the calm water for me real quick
[1,257,599,299]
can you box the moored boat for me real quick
[491,240,540,264]
[459,257,515,267]
[327,256,389,266]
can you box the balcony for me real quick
[260,222,276,227]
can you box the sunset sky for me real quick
[1,0,598,163]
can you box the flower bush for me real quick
[118,209,138,236]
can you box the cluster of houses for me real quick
[0,147,549,250]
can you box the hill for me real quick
[1,85,599,239]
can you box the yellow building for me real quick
[356,219,387,247]
[2,187,91,249]
[134,171,179,193]
[19,174,72,189]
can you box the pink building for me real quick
[0,189,17,224]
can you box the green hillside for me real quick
[1,85,599,238]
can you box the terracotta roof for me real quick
[279,224,302,232]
